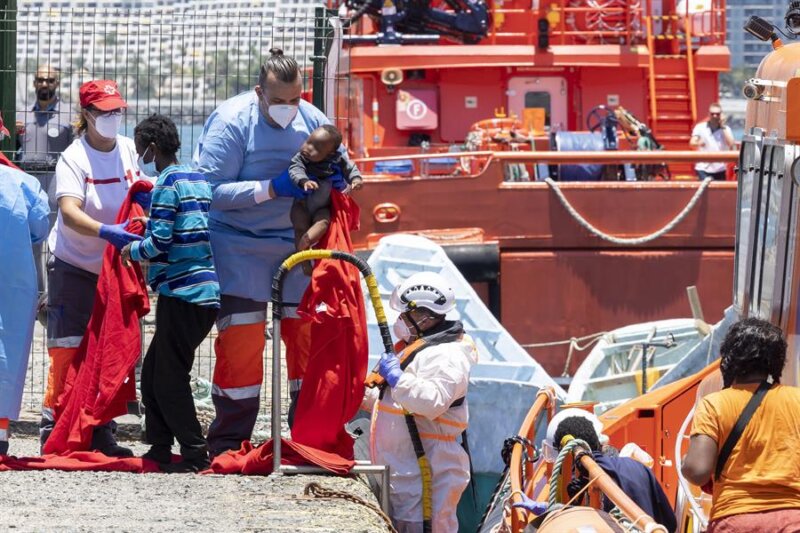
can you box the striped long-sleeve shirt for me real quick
[129,164,220,307]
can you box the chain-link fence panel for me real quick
[2,3,348,418]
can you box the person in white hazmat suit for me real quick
[363,272,479,533]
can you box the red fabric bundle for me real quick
[43,181,153,454]
[290,191,368,460]
[206,439,354,475]
[0,451,161,473]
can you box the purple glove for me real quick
[271,169,309,199]
[132,191,152,211]
[329,168,347,192]
[99,223,142,250]
[511,493,548,516]
[378,352,403,388]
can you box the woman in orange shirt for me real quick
[682,318,800,532]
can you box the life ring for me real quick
[471,117,521,132]
[470,117,524,141]
[467,117,525,159]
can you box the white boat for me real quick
[360,233,566,531]
[565,319,708,414]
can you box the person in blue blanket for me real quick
[516,413,677,532]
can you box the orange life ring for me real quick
[470,117,522,132]
[468,117,525,153]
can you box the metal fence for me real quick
[1,3,348,416]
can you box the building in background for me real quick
[726,0,785,69]
[15,0,320,122]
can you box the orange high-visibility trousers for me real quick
[207,294,311,455]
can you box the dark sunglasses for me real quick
[35,77,57,84]
[710,113,721,117]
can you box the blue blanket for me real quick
[594,452,678,533]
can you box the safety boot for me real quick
[161,446,210,473]
[142,445,172,465]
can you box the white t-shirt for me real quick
[691,122,733,173]
[48,135,142,274]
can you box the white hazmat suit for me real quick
[364,335,478,533]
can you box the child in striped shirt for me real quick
[121,114,220,473]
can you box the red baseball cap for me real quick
[0,112,9,137]
[79,80,127,111]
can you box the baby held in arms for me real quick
[288,124,363,274]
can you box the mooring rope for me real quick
[544,177,713,245]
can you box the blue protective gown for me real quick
[0,165,50,419]
[193,94,329,304]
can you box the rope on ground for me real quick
[544,177,713,245]
[303,482,398,533]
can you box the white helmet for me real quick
[389,272,456,316]
[542,408,606,463]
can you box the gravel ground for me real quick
[0,438,389,533]
[11,298,389,532]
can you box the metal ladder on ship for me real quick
[645,15,699,162]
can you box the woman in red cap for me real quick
[40,79,150,456]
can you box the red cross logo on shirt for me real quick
[125,169,135,184]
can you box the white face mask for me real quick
[92,113,122,140]
[268,104,298,129]
[393,317,413,342]
[137,145,158,177]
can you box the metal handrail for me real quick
[354,150,738,164]
[674,405,710,530]
[508,388,555,532]
[269,249,395,513]
[646,16,658,129]
[685,23,698,123]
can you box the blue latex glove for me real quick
[271,169,308,199]
[132,191,152,211]
[511,493,548,516]
[99,223,143,250]
[378,352,403,388]
[329,169,347,192]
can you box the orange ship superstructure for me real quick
[331,0,734,376]
[499,10,800,532]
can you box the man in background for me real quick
[16,64,73,319]
[689,102,736,180]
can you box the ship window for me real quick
[524,92,551,126]
[758,146,783,319]
[734,141,757,312]
[748,144,770,318]
[751,145,784,320]
[779,178,797,326]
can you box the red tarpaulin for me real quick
[43,180,152,454]
[206,439,354,475]
[0,451,161,472]
[289,191,369,460]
